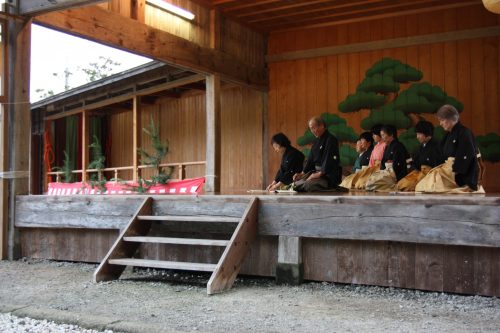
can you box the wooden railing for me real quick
[46,161,206,183]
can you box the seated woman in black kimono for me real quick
[416,105,484,193]
[266,133,305,191]
[366,125,409,191]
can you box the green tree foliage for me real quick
[80,56,121,82]
[137,117,173,185]
[476,132,500,162]
[340,144,358,167]
[87,135,107,191]
[54,151,73,183]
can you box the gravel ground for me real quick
[0,258,499,333]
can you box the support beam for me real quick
[34,6,267,90]
[205,74,221,193]
[19,0,106,16]
[276,236,303,285]
[132,96,141,182]
[5,17,31,260]
[0,20,7,259]
[81,110,89,182]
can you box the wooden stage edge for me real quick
[15,193,500,297]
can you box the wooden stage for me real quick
[15,192,500,297]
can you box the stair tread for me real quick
[123,236,229,246]
[137,215,240,223]
[108,258,217,272]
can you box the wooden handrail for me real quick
[46,161,206,182]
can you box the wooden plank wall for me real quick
[302,239,500,296]
[20,228,118,263]
[108,86,264,192]
[267,5,500,192]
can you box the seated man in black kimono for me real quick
[380,124,409,182]
[293,116,341,192]
[266,132,305,191]
[437,105,480,190]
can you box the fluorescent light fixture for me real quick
[146,0,195,21]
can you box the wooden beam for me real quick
[0,20,7,259]
[205,74,221,193]
[81,110,89,182]
[132,96,141,182]
[274,1,479,33]
[34,6,267,90]
[18,0,106,16]
[209,9,221,50]
[44,74,205,120]
[267,25,500,63]
[253,0,437,25]
[5,17,31,259]
[131,0,146,23]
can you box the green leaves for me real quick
[137,117,172,185]
[361,104,412,130]
[476,132,500,162]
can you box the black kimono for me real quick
[303,130,341,187]
[441,122,479,190]
[380,139,409,181]
[413,139,443,171]
[274,146,305,185]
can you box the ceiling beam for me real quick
[34,5,267,90]
[18,0,106,16]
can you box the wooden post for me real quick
[276,236,304,285]
[205,74,221,193]
[132,96,141,182]
[3,17,31,260]
[81,110,89,182]
[0,20,7,259]
[209,9,221,50]
[131,0,146,23]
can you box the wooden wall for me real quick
[267,4,500,192]
[108,85,264,192]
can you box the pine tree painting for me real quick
[338,57,464,156]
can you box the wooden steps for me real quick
[93,197,258,295]
[123,236,230,246]
[108,258,217,272]
[137,215,240,223]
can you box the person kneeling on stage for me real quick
[365,125,409,192]
[416,105,484,193]
[397,120,443,192]
[292,116,341,192]
[266,133,305,192]
[340,132,374,189]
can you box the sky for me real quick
[30,24,152,102]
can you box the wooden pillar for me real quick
[81,110,89,182]
[261,93,269,188]
[205,74,221,193]
[0,19,7,259]
[132,96,141,182]
[3,17,31,259]
[276,236,304,285]
[131,0,146,23]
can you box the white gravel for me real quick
[0,313,116,333]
